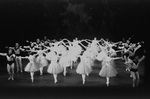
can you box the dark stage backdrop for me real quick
[0,0,148,46]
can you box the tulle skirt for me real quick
[40,56,49,67]
[86,57,94,67]
[59,56,71,68]
[76,61,92,75]
[24,62,41,72]
[99,62,118,77]
[67,54,78,62]
[47,62,63,74]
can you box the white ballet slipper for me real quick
[31,79,34,82]
[63,73,66,76]
[40,73,43,75]
[8,77,11,80]
[87,74,89,76]
[54,80,57,83]
[11,77,14,80]
[106,82,109,86]
[132,83,135,87]
[83,80,85,84]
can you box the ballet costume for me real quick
[47,53,63,83]
[6,54,15,80]
[37,53,48,75]
[24,55,41,82]
[59,54,71,76]
[99,56,118,86]
[76,54,92,84]
[69,45,82,69]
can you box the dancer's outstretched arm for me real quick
[0,53,7,56]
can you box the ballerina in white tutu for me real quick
[59,51,71,76]
[22,52,41,82]
[47,51,63,83]
[76,51,93,84]
[98,52,121,86]
[36,50,48,75]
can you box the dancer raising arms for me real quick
[97,52,121,86]
[0,48,16,80]
[129,55,145,87]
[22,52,41,82]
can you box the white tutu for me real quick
[76,56,92,75]
[59,56,71,68]
[99,60,118,77]
[47,61,63,74]
[24,61,41,72]
[24,55,41,72]
[40,56,48,67]
[47,55,63,74]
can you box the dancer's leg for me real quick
[40,67,43,75]
[131,72,136,87]
[53,74,57,83]
[19,57,23,72]
[11,63,15,80]
[7,64,11,80]
[63,67,67,76]
[15,58,19,72]
[30,72,34,82]
[106,77,109,86]
[82,74,86,84]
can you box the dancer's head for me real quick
[15,43,19,48]
[8,48,13,54]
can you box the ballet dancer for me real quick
[98,52,121,86]
[129,55,145,87]
[76,51,93,84]
[22,52,41,82]
[0,48,16,80]
[47,51,63,83]
[14,43,25,73]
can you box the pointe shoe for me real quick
[83,80,85,84]
[130,75,132,77]
[31,79,34,83]
[63,73,66,76]
[106,82,109,86]
[54,80,57,83]
[11,77,14,80]
[8,77,11,80]
[87,74,89,76]
[40,73,43,75]
[132,83,135,87]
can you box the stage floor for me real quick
[0,59,149,99]
[0,59,146,87]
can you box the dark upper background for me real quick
[0,0,148,50]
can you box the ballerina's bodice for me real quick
[6,54,15,61]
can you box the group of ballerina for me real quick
[0,36,145,87]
